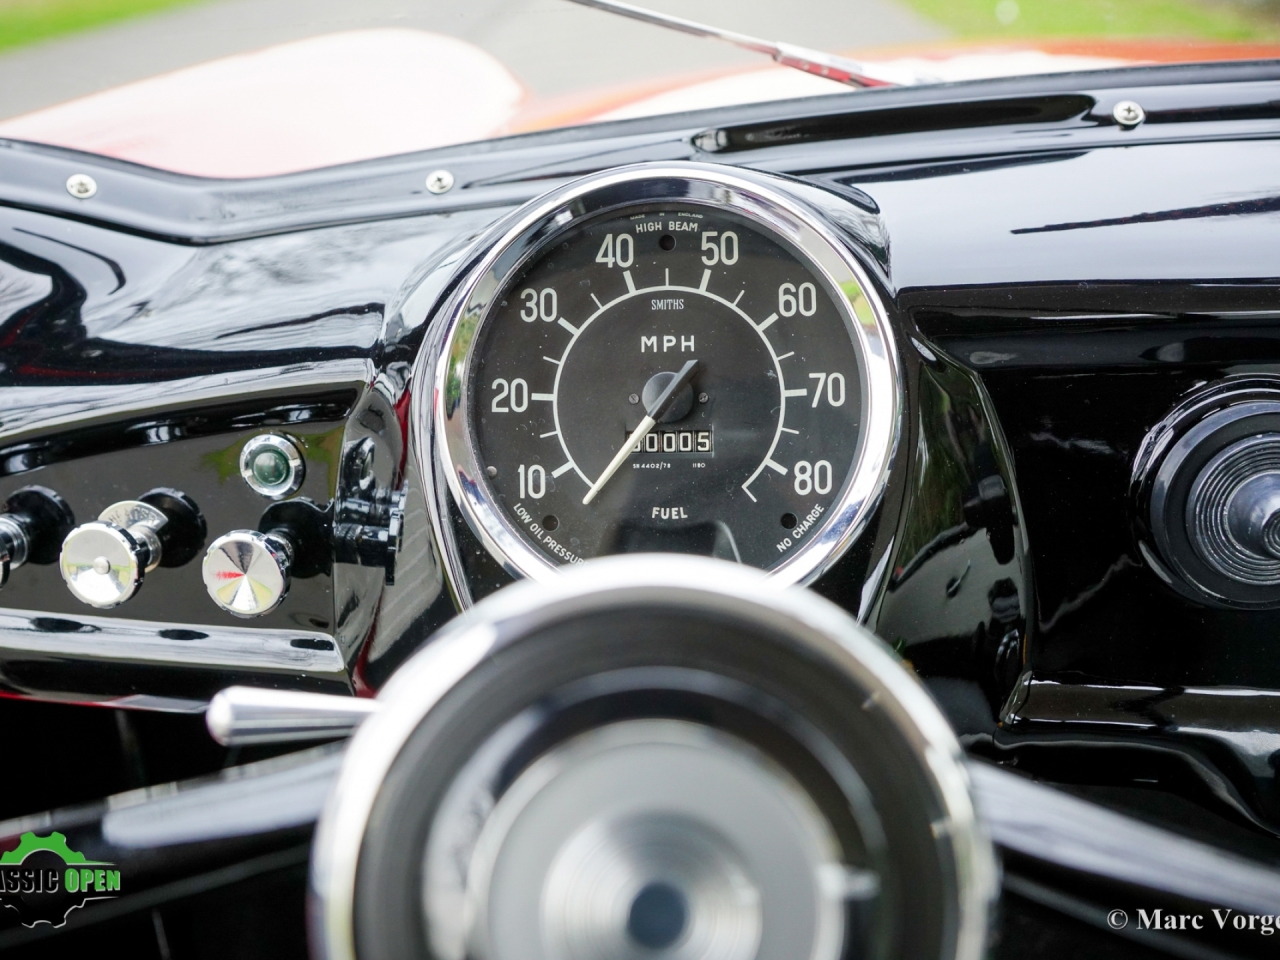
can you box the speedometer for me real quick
[426,164,899,588]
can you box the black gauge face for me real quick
[467,202,866,571]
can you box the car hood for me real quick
[0,27,1277,178]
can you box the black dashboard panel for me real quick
[0,407,348,629]
[0,207,497,700]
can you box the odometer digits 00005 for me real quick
[432,167,898,585]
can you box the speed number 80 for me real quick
[793,460,832,496]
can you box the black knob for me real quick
[0,487,75,588]
[138,487,207,567]
[1136,379,1280,608]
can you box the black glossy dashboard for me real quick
[3,59,1280,839]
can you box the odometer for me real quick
[428,165,899,587]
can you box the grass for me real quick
[900,0,1280,41]
[1,0,1278,60]
[0,0,206,55]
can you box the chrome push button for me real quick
[60,514,158,608]
[62,501,165,608]
[60,490,205,608]
[203,530,293,617]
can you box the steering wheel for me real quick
[308,555,996,960]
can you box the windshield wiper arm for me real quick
[563,0,892,88]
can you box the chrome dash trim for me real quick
[0,607,349,707]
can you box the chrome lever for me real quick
[206,686,380,746]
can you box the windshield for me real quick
[0,0,1277,177]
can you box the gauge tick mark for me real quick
[531,393,556,402]
[757,313,778,333]
[557,319,580,335]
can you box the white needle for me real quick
[582,359,699,505]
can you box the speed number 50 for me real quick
[700,232,739,266]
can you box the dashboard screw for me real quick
[65,173,97,199]
[1112,100,1145,128]
[486,465,498,478]
[425,169,455,194]
[628,393,639,404]
[698,393,709,403]
[693,129,728,152]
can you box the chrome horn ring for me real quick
[443,718,857,960]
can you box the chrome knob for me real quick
[203,530,293,617]
[0,516,28,588]
[60,491,205,608]
[60,501,165,608]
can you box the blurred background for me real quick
[3,0,1280,178]
[2,0,1279,121]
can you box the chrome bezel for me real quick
[239,434,305,499]
[310,555,996,960]
[413,163,901,596]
